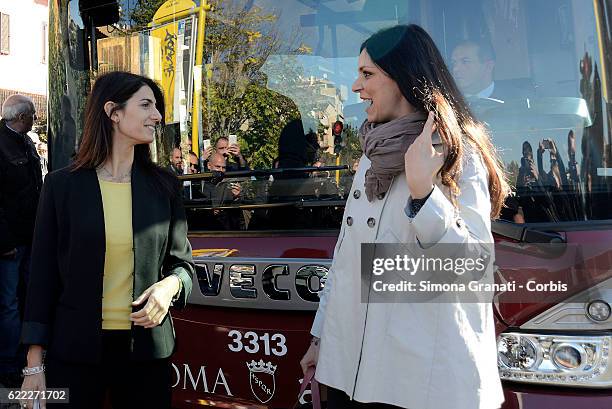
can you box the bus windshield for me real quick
[51,0,612,230]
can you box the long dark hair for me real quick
[72,71,177,196]
[361,25,509,218]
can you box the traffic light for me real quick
[333,120,343,154]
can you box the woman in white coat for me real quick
[300,25,509,409]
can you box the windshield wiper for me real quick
[491,220,566,244]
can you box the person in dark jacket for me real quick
[451,40,534,101]
[20,72,194,409]
[200,153,242,230]
[0,94,42,387]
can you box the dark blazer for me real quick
[21,163,194,363]
[0,119,42,252]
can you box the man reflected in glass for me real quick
[187,151,200,174]
[196,153,242,230]
[167,147,183,175]
[205,153,241,201]
[451,40,532,102]
[215,136,248,171]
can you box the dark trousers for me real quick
[45,331,171,409]
[327,386,402,409]
[0,246,29,376]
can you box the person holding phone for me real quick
[537,138,566,189]
[299,25,509,409]
[200,139,213,171]
[536,138,579,221]
[20,72,194,408]
[214,135,248,171]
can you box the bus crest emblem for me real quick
[247,359,277,403]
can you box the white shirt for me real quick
[476,81,495,99]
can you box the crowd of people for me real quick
[166,135,249,177]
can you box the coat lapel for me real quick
[68,169,106,293]
[80,168,106,256]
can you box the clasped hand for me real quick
[404,112,445,198]
[130,276,180,328]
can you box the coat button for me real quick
[377,192,386,200]
[346,216,353,226]
[367,217,376,228]
[353,189,361,199]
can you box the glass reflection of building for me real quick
[49,0,612,228]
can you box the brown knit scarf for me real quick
[359,112,427,201]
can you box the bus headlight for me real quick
[551,343,585,370]
[497,333,611,387]
[497,334,540,370]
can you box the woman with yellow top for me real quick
[19,72,194,408]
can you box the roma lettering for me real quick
[171,363,233,396]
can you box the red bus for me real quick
[48,0,612,408]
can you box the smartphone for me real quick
[542,139,553,149]
[229,134,238,145]
[203,139,211,150]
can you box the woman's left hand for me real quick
[131,276,181,328]
[404,112,445,198]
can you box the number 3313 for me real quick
[227,330,288,356]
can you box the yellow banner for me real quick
[153,0,196,24]
[151,23,179,123]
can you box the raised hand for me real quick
[228,144,241,157]
[404,112,444,198]
[202,146,213,161]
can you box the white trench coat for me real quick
[312,151,504,409]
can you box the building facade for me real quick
[0,0,48,121]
